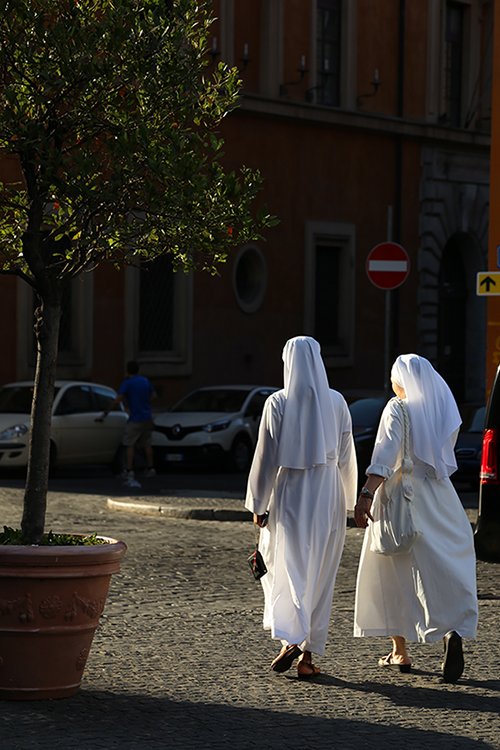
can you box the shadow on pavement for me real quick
[0,465,248,498]
[0,689,492,750]
[323,677,500,710]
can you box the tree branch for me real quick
[0,265,37,289]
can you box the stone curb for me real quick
[106,497,360,526]
[106,498,252,522]
[107,497,478,527]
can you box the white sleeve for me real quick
[337,399,358,511]
[366,399,403,479]
[245,396,282,515]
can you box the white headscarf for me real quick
[276,336,340,469]
[391,354,461,480]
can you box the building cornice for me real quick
[237,94,491,149]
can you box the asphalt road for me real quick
[0,464,479,509]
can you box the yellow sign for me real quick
[477,272,500,295]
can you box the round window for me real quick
[233,245,267,313]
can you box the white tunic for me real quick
[354,399,478,643]
[245,389,357,656]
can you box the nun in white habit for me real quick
[245,336,357,679]
[354,354,478,683]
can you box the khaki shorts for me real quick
[122,420,153,448]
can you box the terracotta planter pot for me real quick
[0,536,126,700]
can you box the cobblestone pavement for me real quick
[0,487,499,750]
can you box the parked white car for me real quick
[0,381,129,470]
[152,385,278,472]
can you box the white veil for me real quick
[391,354,461,480]
[276,336,340,469]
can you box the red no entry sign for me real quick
[366,242,410,290]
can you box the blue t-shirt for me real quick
[119,375,155,422]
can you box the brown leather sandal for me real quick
[297,661,321,680]
[271,644,302,673]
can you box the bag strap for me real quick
[395,397,410,461]
[253,523,260,547]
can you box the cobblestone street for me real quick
[0,487,499,749]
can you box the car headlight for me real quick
[202,419,231,433]
[0,424,29,441]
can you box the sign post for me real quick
[366,242,410,397]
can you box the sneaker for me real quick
[123,476,142,488]
[118,469,132,480]
[142,467,156,478]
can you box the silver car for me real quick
[0,381,129,470]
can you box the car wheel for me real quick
[231,436,252,473]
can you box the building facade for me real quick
[0,0,493,406]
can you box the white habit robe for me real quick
[245,389,357,656]
[354,398,478,643]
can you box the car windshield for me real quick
[349,398,386,428]
[171,389,251,413]
[0,385,61,414]
[469,406,486,433]
[0,386,35,414]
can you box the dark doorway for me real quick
[438,235,467,402]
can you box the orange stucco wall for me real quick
[0,275,18,384]
[0,1,490,406]
[191,108,421,392]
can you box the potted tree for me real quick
[0,0,275,699]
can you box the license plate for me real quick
[165,453,184,462]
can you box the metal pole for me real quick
[384,207,393,399]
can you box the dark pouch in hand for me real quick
[248,548,267,580]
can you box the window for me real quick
[30,282,87,365]
[316,0,342,106]
[172,389,250,413]
[139,254,175,353]
[92,386,123,413]
[125,254,192,377]
[55,385,93,415]
[0,385,36,414]
[314,243,342,350]
[444,2,464,126]
[17,274,93,381]
[244,389,275,418]
[233,245,267,313]
[304,221,355,366]
[36,234,86,365]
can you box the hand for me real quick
[354,496,374,529]
[253,513,267,528]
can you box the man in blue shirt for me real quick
[100,361,157,483]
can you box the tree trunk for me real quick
[21,294,61,544]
